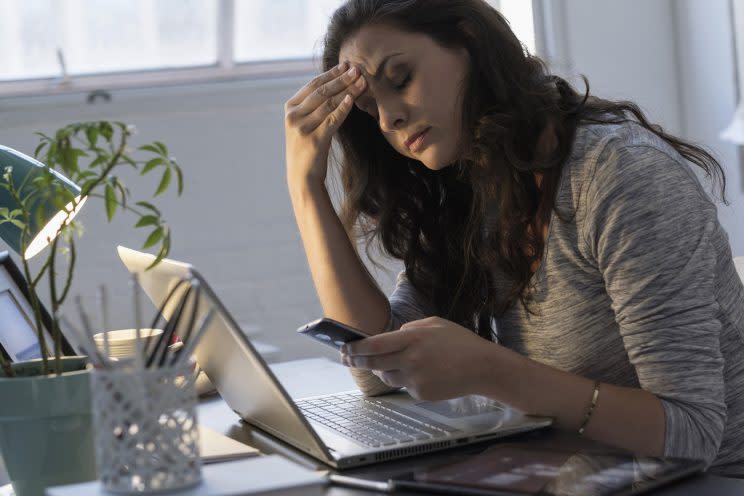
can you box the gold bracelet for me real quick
[578,381,601,436]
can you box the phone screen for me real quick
[297,318,368,351]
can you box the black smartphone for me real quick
[296,317,369,351]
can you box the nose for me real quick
[377,96,407,133]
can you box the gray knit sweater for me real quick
[350,121,744,476]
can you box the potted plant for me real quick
[0,121,183,496]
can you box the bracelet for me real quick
[578,381,601,436]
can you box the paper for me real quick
[199,424,260,463]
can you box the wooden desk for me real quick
[199,358,744,496]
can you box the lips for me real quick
[405,127,431,151]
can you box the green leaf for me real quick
[88,155,107,169]
[135,215,159,228]
[75,170,98,181]
[104,184,117,221]
[135,201,161,215]
[114,178,128,208]
[142,157,163,175]
[174,165,184,195]
[33,141,48,159]
[153,141,168,156]
[9,219,25,229]
[81,178,98,196]
[139,144,161,155]
[121,155,138,169]
[154,167,171,196]
[142,227,164,249]
[99,122,114,141]
[146,231,170,270]
[85,127,98,147]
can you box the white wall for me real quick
[674,0,744,255]
[561,0,683,135]
[555,0,743,255]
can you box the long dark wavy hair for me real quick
[322,0,727,340]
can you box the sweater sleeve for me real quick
[583,140,726,465]
[350,270,437,396]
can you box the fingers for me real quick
[400,316,441,331]
[343,351,403,371]
[294,65,364,117]
[342,330,411,356]
[374,370,406,388]
[286,62,348,107]
[300,75,366,134]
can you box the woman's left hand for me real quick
[340,316,497,400]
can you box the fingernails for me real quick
[338,61,348,71]
[355,77,365,89]
[347,66,358,77]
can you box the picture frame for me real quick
[0,251,74,363]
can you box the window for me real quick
[0,0,536,95]
[0,0,217,81]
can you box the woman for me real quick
[284,0,744,475]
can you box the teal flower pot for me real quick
[0,357,96,496]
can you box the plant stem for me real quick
[80,134,128,198]
[7,181,51,374]
[0,353,13,377]
[58,237,76,304]
[49,233,62,375]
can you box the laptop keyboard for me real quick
[296,391,460,448]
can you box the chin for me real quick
[419,150,455,171]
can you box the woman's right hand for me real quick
[284,62,367,187]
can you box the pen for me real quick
[174,308,215,367]
[145,277,190,363]
[97,284,110,333]
[75,295,108,363]
[131,273,144,370]
[60,313,106,367]
[155,285,193,368]
[172,281,201,365]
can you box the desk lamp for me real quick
[0,145,87,259]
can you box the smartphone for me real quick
[296,317,369,351]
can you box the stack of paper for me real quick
[198,425,260,463]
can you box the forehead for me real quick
[339,24,428,73]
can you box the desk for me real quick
[3,358,741,495]
[199,357,744,496]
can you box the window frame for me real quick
[0,0,547,98]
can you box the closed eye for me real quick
[394,74,411,91]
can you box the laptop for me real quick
[117,246,552,469]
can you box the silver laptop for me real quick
[118,246,552,469]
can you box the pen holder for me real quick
[91,362,202,493]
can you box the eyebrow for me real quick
[370,52,403,80]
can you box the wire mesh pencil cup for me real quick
[84,275,210,494]
[91,361,201,493]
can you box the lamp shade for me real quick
[0,145,87,259]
